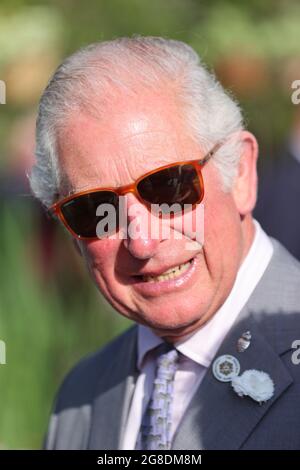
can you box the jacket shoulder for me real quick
[55,324,137,412]
[44,324,137,449]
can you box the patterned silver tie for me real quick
[137,343,179,450]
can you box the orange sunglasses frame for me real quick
[50,142,223,240]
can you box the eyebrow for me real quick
[60,156,180,197]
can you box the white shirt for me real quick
[121,219,274,449]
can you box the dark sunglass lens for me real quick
[137,164,202,214]
[60,191,119,238]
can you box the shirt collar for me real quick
[137,219,274,370]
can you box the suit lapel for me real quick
[172,311,293,450]
[88,326,139,450]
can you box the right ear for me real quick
[72,238,83,256]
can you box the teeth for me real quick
[142,260,192,282]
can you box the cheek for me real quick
[169,203,204,244]
[79,239,118,280]
[203,190,243,277]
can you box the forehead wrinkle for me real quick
[117,143,175,181]
[116,132,188,176]
[119,127,175,143]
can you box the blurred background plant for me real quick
[0,0,299,449]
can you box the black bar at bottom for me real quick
[0,450,298,467]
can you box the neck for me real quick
[240,214,256,265]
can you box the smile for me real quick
[131,256,198,297]
[142,260,193,282]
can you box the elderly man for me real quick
[30,37,300,450]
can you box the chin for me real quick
[139,308,204,339]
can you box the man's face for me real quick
[57,91,252,343]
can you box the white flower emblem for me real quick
[231,369,275,404]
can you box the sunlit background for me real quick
[0,0,299,448]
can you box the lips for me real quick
[141,260,193,282]
[130,256,197,296]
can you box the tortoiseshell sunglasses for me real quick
[50,142,223,240]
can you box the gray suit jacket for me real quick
[45,238,300,450]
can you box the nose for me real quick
[122,193,162,260]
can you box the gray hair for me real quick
[29,36,244,207]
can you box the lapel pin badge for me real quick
[212,354,240,382]
[237,330,251,353]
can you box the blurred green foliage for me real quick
[0,0,299,449]
[1,0,299,164]
[0,201,131,448]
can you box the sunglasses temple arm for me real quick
[45,204,58,220]
[199,141,224,166]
